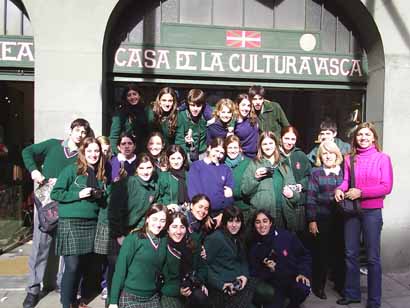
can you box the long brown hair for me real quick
[152,87,178,137]
[235,93,257,126]
[76,137,106,181]
[139,203,170,235]
[351,122,381,155]
[212,98,238,124]
[256,131,280,163]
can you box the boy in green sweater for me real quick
[21,118,91,308]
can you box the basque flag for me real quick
[226,30,261,48]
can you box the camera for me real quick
[90,188,104,199]
[181,271,202,290]
[264,166,276,176]
[224,278,242,293]
[288,184,302,193]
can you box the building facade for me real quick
[0,0,408,270]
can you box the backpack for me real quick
[33,181,59,233]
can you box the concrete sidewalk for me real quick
[1,243,409,308]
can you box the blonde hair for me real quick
[212,98,237,123]
[315,141,343,167]
[97,135,112,160]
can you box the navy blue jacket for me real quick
[248,228,311,286]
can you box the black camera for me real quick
[224,278,242,293]
[181,271,202,290]
[90,188,104,199]
[264,166,276,176]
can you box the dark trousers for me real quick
[344,209,383,308]
[61,254,93,308]
[265,281,310,308]
[107,238,121,297]
[310,214,345,292]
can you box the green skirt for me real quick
[56,218,97,256]
[94,222,110,255]
[119,291,160,308]
[160,295,184,308]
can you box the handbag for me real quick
[337,155,361,217]
[33,181,59,233]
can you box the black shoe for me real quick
[336,298,361,305]
[313,288,327,300]
[23,293,39,308]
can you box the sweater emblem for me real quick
[221,176,225,181]
[282,249,288,257]
[295,162,301,170]
[149,195,155,203]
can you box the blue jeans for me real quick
[344,209,383,308]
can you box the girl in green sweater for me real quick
[223,135,252,224]
[241,131,300,231]
[204,205,254,308]
[107,153,159,301]
[51,137,107,308]
[161,212,210,308]
[146,87,179,145]
[109,204,170,308]
[157,145,189,210]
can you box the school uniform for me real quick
[175,110,207,160]
[109,105,148,155]
[241,159,300,231]
[187,159,234,216]
[111,154,137,182]
[22,138,79,296]
[204,229,254,308]
[50,164,104,255]
[146,106,176,146]
[157,170,188,205]
[234,118,259,159]
[225,155,252,224]
[280,147,312,232]
[206,118,232,145]
[249,228,311,308]
[110,232,167,308]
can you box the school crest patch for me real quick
[283,249,288,257]
[295,162,301,170]
[149,195,155,203]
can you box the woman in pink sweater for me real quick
[334,122,393,308]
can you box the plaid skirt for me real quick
[94,222,110,255]
[159,295,184,308]
[209,277,256,308]
[119,291,160,308]
[56,218,97,256]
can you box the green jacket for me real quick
[280,147,311,231]
[204,230,249,290]
[22,139,78,179]
[50,164,104,219]
[257,100,289,137]
[109,233,167,303]
[175,110,207,155]
[226,157,252,212]
[109,175,158,237]
[146,106,176,145]
[241,159,300,231]
[157,171,187,205]
[109,109,148,154]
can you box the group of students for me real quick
[21,84,393,308]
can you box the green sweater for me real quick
[257,100,289,138]
[146,106,176,145]
[175,110,207,155]
[226,157,252,212]
[50,164,103,219]
[161,243,182,297]
[204,229,249,290]
[109,175,158,237]
[157,171,188,205]
[22,139,78,179]
[241,159,300,231]
[109,233,167,303]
